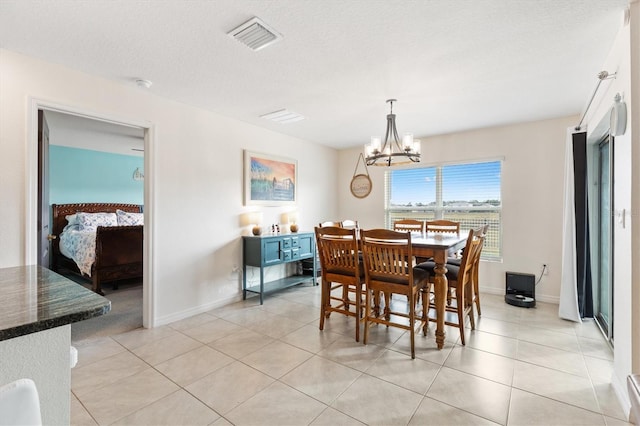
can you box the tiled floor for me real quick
[71,284,630,425]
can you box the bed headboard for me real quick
[51,203,142,257]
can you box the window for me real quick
[385,160,502,260]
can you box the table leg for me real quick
[433,251,448,349]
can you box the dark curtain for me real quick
[572,132,593,318]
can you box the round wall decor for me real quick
[350,173,372,198]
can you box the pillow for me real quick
[65,214,79,226]
[76,212,118,232]
[116,209,144,226]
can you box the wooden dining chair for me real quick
[360,229,429,358]
[318,221,343,228]
[445,223,488,315]
[341,219,359,229]
[415,226,485,345]
[393,219,424,233]
[425,220,460,234]
[314,226,365,342]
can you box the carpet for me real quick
[68,276,143,343]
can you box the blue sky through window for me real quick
[390,161,501,205]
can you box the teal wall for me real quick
[50,145,143,204]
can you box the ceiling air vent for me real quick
[228,17,282,51]
[260,109,305,124]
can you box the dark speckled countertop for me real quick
[0,265,111,341]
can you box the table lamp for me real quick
[249,212,263,235]
[281,211,299,233]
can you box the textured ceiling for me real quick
[0,0,629,149]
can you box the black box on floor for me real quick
[505,271,536,308]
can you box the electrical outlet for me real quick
[543,264,549,275]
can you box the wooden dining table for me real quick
[409,231,469,349]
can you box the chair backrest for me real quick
[425,220,460,234]
[341,219,359,229]
[314,226,360,278]
[393,219,424,233]
[318,221,343,228]
[360,229,415,285]
[457,227,486,284]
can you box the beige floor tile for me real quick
[409,396,500,425]
[517,326,581,353]
[332,373,423,425]
[211,417,234,426]
[593,382,629,420]
[471,316,520,338]
[461,329,518,358]
[512,361,599,411]
[110,325,178,350]
[73,336,126,369]
[444,345,515,386]
[310,407,366,425]
[365,349,441,394]
[180,317,245,343]
[72,350,149,397]
[218,305,273,327]
[77,368,179,425]
[70,393,97,426]
[522,317,579,336]
[207,328,274,359]
[262,297,320,323]
[167,312,218,331]
[155,345,234,386]
[251,313,309,338]
[363,321,407,348]
[585,355,615,384]
[111,389,220,425]
[604,416,633,425]
[319,335,387,372]
[579,335,614,360]
[479,305,522,324]
[131,332,202,365]
[507,388,605,425]
[575,319,607,340]
[319,313,359,338]
[395,328,457,365]
[426,366,511,425]
[516,340,589,377]
[241,340,313,379]
[281,355,362,404]
[226,381,327,425]
[185,360,274,414]
[280,323,344,353]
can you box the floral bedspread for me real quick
[59,230,96,276]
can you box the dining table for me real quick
[409,231,469,349]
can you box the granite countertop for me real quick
[0,265,111,341]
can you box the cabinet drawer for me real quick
[282,250,292,261]
[291,248,300,260]
[282,238,292,249]
[291,237,299,247]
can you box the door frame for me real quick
[26,97,155,328]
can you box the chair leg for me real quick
[319,280,328,330]
[383,292,391,323]
[409,292,415,359]
[421,288,428,336]
[474,282,481,316]
[457,291,466,346]
[355,284,361,342]
[363,286,371,345]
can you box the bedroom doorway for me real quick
[29,98,154,330]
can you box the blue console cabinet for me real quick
[242,232,317,304]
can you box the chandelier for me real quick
[364,99,421,166]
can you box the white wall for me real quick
[338,115,577,303]
[582,9,639,415]
[0,49,338,325]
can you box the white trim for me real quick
[26,97,156,328]
[154,294,244,327]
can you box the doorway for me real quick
[594,135,613,342]
[27,98,154,329]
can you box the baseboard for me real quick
[154,293,243,327]
[612,371,632,422]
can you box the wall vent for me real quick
[228,17,282,51]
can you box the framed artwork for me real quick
[244,150,297,205]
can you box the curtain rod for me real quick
[575,71,616,131]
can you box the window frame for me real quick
[385,159,503,261]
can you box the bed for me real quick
[51,203,143,295]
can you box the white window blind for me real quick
[385,160,502,260]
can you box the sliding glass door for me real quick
[595,136,613,341]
